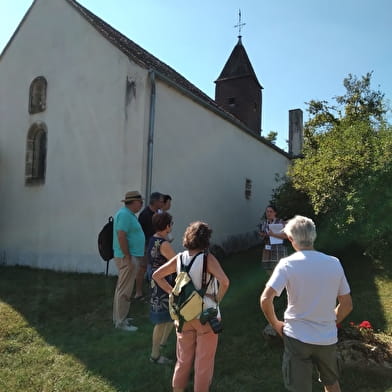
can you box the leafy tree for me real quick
[336,72,386,125]
[272,73,392,256]
[303,72,386,153]
[270,175,315,221]
[266,131,278,144]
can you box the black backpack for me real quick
[98,216,114,276]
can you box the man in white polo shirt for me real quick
[260,215,353,392]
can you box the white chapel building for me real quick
[0,0,302,274]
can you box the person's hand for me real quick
[271,320,285,337]
[123,254,132,262]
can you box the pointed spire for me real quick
[216,9,260,85]
[215,39,261,88]
[215,8,263,134]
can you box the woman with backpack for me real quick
[152,221,230,392]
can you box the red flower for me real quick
[358,320,373,329]
[349,321,355,326]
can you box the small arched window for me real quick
[29,76,47,114]
[25,123,47,185]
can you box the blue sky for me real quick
[1,0,391,150]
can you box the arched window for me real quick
[25,123,47,185]
[29,76,47,114]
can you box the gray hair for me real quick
[283,215,316,248]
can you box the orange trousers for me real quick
[172,319,219,392]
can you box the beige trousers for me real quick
[112,256,141,326]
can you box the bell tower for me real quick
[215,12,263,135]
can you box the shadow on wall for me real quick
[211,230,261,260]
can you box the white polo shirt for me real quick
[267,250,350,345]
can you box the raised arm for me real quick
[267,230,287,240]
[152,256,178,294]
[260,286,285,337]
[206,253,230,303]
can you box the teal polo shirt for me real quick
[113,207,145,257]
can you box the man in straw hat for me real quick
[112,191,145,331]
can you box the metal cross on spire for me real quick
[234,9,246,38]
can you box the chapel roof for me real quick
[215,37,262,88]
[0,0,287,157]
[65,1,287,155]
[66,0,225,112]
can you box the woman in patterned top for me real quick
[148,212,176,364]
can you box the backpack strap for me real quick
[180,251,203,273]
[178,251,211,297]
[178,318,185,333]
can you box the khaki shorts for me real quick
[282,335,341,392]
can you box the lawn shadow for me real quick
[0,264,174,391]
[333,246,391,332]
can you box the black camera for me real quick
[199,308,223,334]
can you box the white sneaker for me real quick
[116,321,138,332]
[149,355,173,365]
[124,317,134,324]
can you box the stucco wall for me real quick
[151,80,290,254]
[0,0,148,273]
[0,0,291,274]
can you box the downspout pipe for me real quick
[146,70,156,200]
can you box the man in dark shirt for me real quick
[134,192,164,299]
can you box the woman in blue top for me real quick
[148,212,176,364]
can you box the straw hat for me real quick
[121,191,143,203]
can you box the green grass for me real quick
[0,247,391,392]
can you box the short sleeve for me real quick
[338,274,351,296]
[266,261,287,297]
